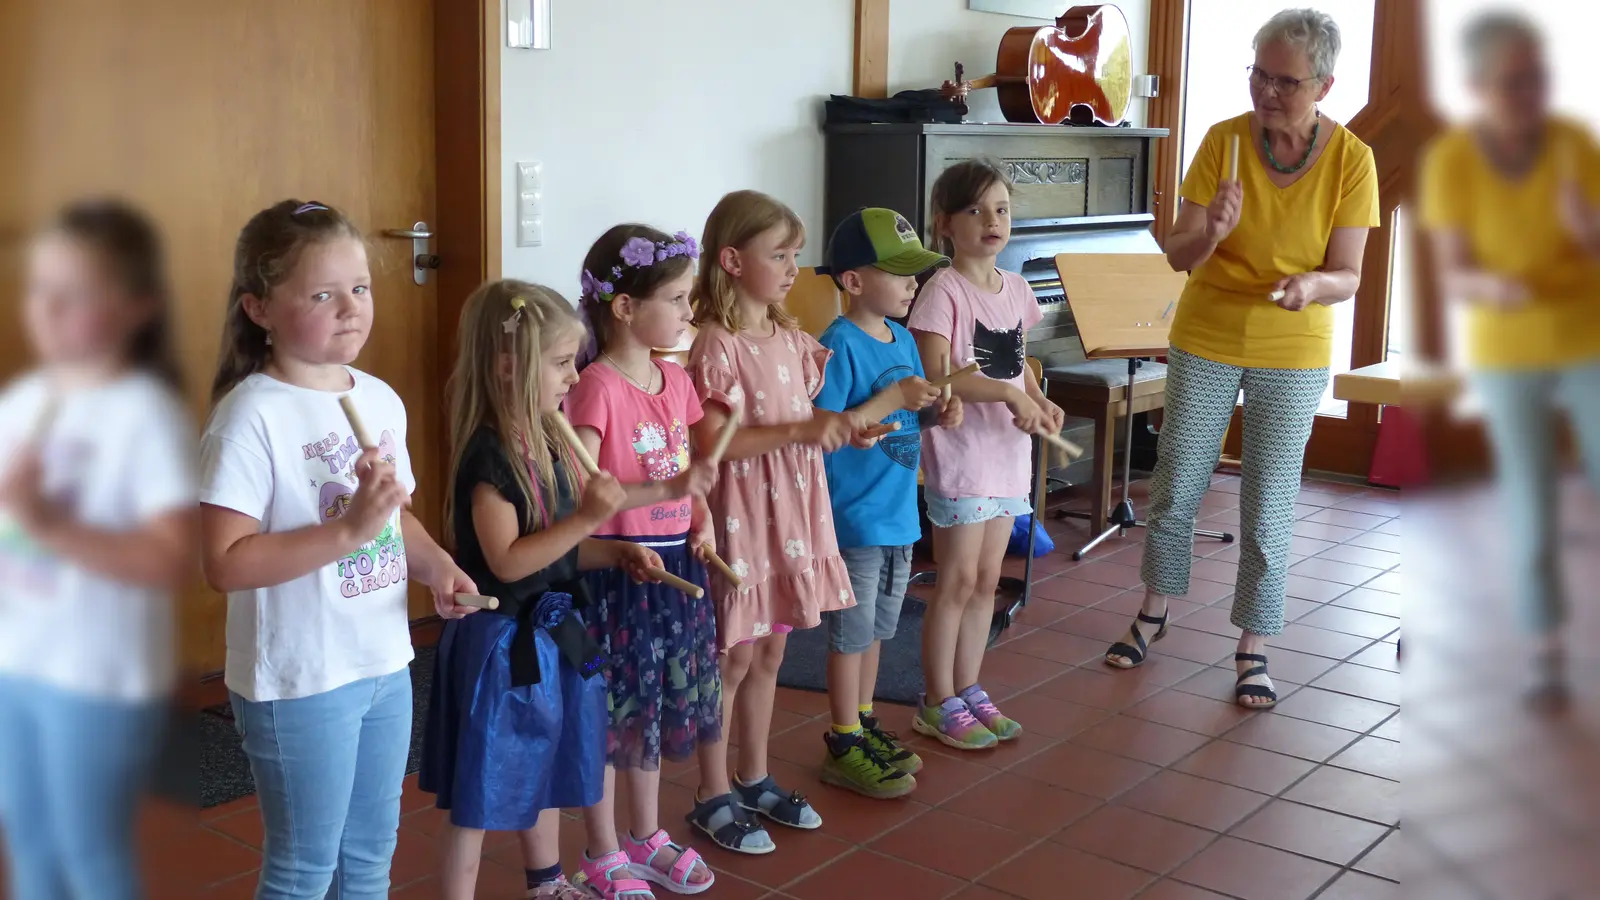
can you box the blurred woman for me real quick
[1421,12,1600,706]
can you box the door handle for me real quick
[382,222,435,285]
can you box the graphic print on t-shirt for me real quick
[972,319,1025,380]
[302,427,409,598]
[867,365,923,470]
[633,418,690,482]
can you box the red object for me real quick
[1368,406,1429,487]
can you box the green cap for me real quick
[816,208,949,278]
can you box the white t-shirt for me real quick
[0,370,195,703]
[200,368,416,703]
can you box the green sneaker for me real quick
[860,715,923,775]
[820,731,917,799]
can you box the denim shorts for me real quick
[924,492,1032,528]
[822,545,914,654]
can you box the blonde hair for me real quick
[691,190,803,333]
[445,279,588,543]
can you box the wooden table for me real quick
[1333,358,1460,488]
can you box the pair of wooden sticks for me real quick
[931,356,1081,458]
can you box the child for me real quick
[0,200,195,900]
[684,190,903,853]
[564,225,719,895]
[418,279,670,900]
[812,208,956,798]
[199,200,477,899]
[906,161,1066,750]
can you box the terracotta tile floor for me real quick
[24,473,1426,899]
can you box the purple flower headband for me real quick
[579,232,700,303]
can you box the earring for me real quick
[264,333,273,346]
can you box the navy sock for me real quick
[526,863,562,889]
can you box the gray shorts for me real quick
[823,545,914,654]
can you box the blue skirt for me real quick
[418,592,607,830]
[585,534,721,771]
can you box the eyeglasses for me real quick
[1247,65,1320,96]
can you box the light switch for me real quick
[516,162,544,247]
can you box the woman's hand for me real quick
[1269,273,1321,312]
[577,472,627,528]
[1480,276,1531,310]
[1204,180,1243,244]
[0,447,49,533]
[938,394,964,430]
[342,449,408,544]
[1558,176,1600,252]
[614,542,665,584]
[806,409,856,453]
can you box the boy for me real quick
[813,208,963,798]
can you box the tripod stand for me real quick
[1069,356,1233,560]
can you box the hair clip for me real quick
[292,202,329,216]
[503,295,526,334]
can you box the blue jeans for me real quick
[1474,361,1600,634]
[230,669,413,900]
[0,676,164,900]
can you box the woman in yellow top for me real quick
[1421,12,1600,706]
[1102,8,1379,710]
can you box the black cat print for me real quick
[972,319,1025,380]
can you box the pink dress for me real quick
[688,323,856,648]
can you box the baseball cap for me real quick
[816,207,949,278]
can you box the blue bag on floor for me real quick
[1006,514,1054,558]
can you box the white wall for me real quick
[500,0,1150,293]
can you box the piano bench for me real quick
[1042,359,1168,535]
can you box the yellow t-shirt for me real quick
[1418,119,1600,370]
[1169,114,1380,369]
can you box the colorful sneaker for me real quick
[911,694,998,750]
[860,714,923,775]
[960,685,1023,741]
[820,730,917,799]
[526,874,591,900]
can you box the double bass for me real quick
[940,4,1133,126]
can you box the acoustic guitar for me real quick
[940,4,1133,127]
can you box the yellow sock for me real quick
[858,703,875,720]
[831,720,863,736]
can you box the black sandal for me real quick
[686,791,774,855]
[1104,610,1169,669]
[1234,653,1278,709]
[734,775,822,830]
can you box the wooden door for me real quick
[0,1,498,675]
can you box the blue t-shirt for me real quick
[815,316,925,549]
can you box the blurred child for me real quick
[812,208,954,797]
[199,200,476,899]
[0,200,195,900]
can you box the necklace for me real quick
[603,353,657,392]
[1263,110,1320,174]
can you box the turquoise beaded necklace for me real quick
[1263,110,1321,174]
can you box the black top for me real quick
[452,425,582,610]
[452,426,599,687]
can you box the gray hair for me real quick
[1253,8,1342,80]
[1462,10,1541,74]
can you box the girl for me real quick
[0,200,195,900]
[199,200,477,900]
[418,279,668,900]
[907,161,1065,750]
[684,190,860,854]
[564,225,719,894]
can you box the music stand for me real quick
[1051,253,1234,559]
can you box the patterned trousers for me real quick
[1140,348,1328,636]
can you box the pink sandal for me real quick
[573,850,655,900]
[625,829,715,895]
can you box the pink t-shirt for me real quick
[906,266,1043,499]
[564,360,704,537]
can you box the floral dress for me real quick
[688,323,856,648]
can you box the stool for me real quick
[1042,357,1169,534]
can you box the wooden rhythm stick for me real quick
[551,412,602,476]
[941,357,953,403]
[1229,133,1240,181]
[704,406,742,469]
[1043,432,1084,459]
[338,395,375,449]
[929,362,980,389]
[1268,289,1286,302]
[643,567,705,599]
[453,593,500,611]
[859,421,900,439]
[700,545,743,587]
